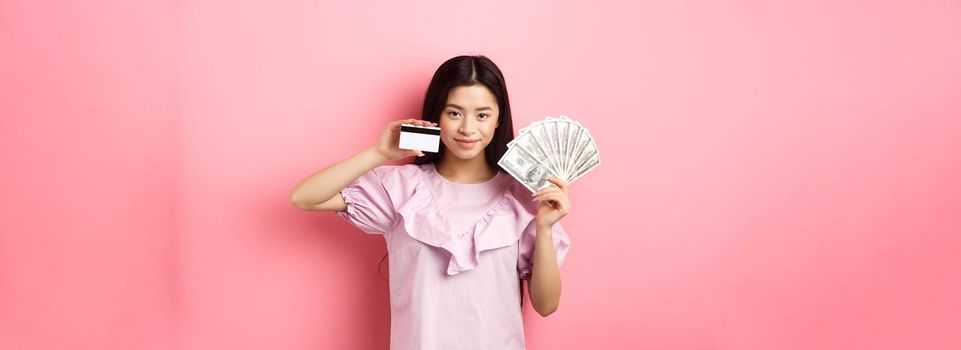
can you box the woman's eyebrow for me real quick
[445,103,493,111]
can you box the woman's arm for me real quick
[528,177,572,316]
[528,224,562,316]
[290,118,436,211]
[290,146,389,211]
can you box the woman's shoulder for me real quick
[371,162,428,179]
[363,163,432,196]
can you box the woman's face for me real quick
[438,85,500,161]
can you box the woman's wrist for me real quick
[366,145,391,164]
[536,223,554,234]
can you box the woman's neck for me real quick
[435,153,497,184]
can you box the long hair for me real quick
[412,55,515,171]
[379,55,528,307]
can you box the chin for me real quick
[443,142,487,161]
[448,150,484,160]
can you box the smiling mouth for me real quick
[455,138,479,147]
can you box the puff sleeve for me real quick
[517,220,572,280]
[334,167,399,235]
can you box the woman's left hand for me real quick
[533,176,571,228]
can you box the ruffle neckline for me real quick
[388,163,536,276]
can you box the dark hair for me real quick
[378,55,527,307]
[412,54,515,172]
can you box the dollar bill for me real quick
[497,143,559,193]
[500,115,600,191]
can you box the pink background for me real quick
[2,1,960,349]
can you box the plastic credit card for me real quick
[398,123,441,153]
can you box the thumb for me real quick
[405,149,425,158]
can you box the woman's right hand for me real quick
[373,118,438,161]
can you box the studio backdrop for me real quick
[1,1,959,349]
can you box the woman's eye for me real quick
[448,111,460,118]
[479,114,489,119]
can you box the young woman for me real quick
[290,55,572,349]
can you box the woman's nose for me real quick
[459,119,475,135]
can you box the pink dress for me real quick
[335,162,572,350]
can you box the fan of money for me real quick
[498,115,601,193]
